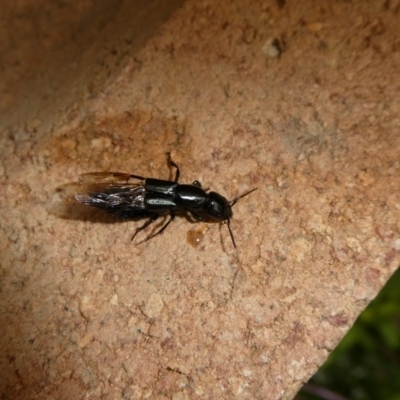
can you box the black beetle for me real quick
[75,153,256,247]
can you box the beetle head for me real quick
[206,188,257,248]
[204,192,232,220]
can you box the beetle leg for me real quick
[166,152,180,183]
[226,218,237,248]
[131,214,159,241]
[187,210,202,221]
[193,181,209,191]
[148,211,176,239]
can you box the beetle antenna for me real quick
[230,188,258,207]
[225,187,257,248]
[226,218,237,248]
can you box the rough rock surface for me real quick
[1,1,399,399]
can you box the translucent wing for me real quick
[77,172,144,184]
[75,172,146,211]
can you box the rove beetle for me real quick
[75,153,257,247]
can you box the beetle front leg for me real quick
[187,210,203,222]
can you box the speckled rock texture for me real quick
[1,1,399,399]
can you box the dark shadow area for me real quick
[296,267,400,400]
[0,0,186,132]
